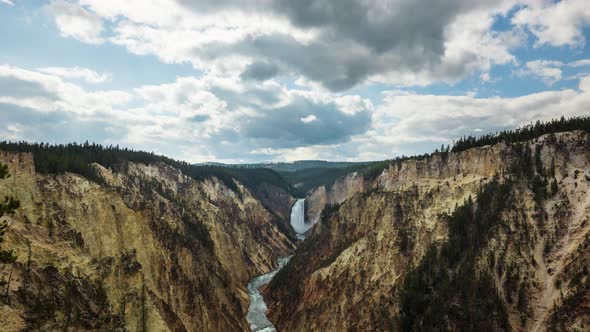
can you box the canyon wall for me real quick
[267,131,590,331]
[305,171,366,225]
[0,152,295,331]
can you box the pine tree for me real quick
[0,163,19,264]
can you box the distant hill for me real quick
[261,160,371,172]
[193,160,374,197]
[246,161,375,197]
[196,160,370,172]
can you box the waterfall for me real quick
[290,198,310,236]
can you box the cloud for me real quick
[569,59,590,67]
[1,0,14,6]
[132,74,373,151]
[5,0,590,164]
[0,64,372,161]
[579,75,590,92]
[237,95,372,148]
[2,63,590,163]
[517,60,563,85]
[369,76,590,157]
[512,0,590,47]
[47,0,105,45]
[38,66,111,84]
[240,61,280,82]
[0,75,57,100]
[0,103,127,144]
[53,0,528,90]
[40,1,590,92]
[514,58,590,84]
[0,64,131,115]
[300,115,316,124]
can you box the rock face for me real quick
[0,153,295,331]
[305,172,366,225]
[251,182,297,241]
[266,131,590,332]
[252,182,295,222]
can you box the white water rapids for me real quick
[246,256,291,331]
[246,198,308,331]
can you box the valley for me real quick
[1,118,590,331]
[4,1,590,330]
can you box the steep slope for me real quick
[0,152,295,331]
[266,131,590,331]
[305,171,366,224]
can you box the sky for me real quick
[1,0,590,163]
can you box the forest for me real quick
[451,116,590,152]
[397,128,563,330]
[0,141,291,195]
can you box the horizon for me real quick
[3,115,583,166]
[2,1,590,163]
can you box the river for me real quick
[246,256,292,331]
[246,198,308,331]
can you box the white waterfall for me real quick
[290,198,310,236]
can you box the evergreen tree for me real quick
[0,141,292,196]
[452,116,590,153]
[0,163,19,264]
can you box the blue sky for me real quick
[1,0,590,163]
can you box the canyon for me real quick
[0,152,295,331]
[0,128,590,331]
[266,130,590,331]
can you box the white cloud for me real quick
[580,75,590,92]
[43,0,532,90]
[47,0,105,45]
[0,64,373,162]
[2,62,590,162]
[38,66,111,84]
[512,0,590,47]
[37,0,590,92]
[1,0,14,6]
[569,59,590,67]
[367,76,590,158]
[300,115,317,123]
[517,60,563,85]
[0,64,131,115]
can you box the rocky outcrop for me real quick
[251,182,297,241]
[305,172,366,225]
[251,182,295,222]
[267,131,590,331]
[0,153,295,331]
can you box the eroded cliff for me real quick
[267,131,590,331]
[305,171,366,225]
[0,152,295,331]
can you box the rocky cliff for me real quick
[0,152,295,331]
[266,130,590,331]
[305,171,366,225]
